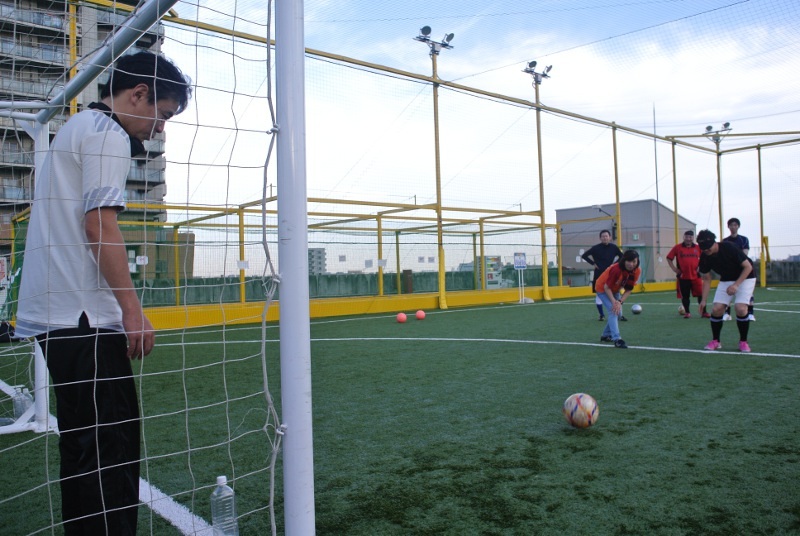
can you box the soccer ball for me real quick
[678,305,686,315]
[563,393,599,428]
[631,304,643,314]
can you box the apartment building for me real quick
[0,0,169,259]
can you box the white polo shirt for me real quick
[15,109,130,337]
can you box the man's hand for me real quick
[611,300,622,316]
[726,284,738,296]
[123,310,155,359]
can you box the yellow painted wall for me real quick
[145,281,694,331]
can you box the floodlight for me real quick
[444,33,454,43]
[706,125,713,132]
[723,122,730,129]
[544,65,552,74]
[420,26,431,36]
[528,60,537,69]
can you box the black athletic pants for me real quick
[36,313,139,535]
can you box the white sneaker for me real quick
[722,313,732,321]
[747,314,756,322]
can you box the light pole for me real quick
[523,60,552,300]
[415,26,454,309]
[592,205,617,241]
[705,122,731,236]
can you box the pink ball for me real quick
[415,310,426,320]
[396,312,407,323]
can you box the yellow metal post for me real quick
[612,124,623,244]
[534,81,550,300]
[173,227,181,306]
[479,220,486,290]
[395,231,401,295]
[757,146,766,287]
[556,226,563,287]
[431,53,448,309]
[377,216,384,296]
[671,142,679,244]
[716,141,724,237]
[68,2,78,116]
[238,208,246,303]
[472,233,478,289]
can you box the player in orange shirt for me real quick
[594,250,641,348]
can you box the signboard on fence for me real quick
[513,252,526,270]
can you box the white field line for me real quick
[311,336,800,360]
[139,478,213,535]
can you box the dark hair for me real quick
[618,249,639,269]
[599,230,611,238]
[696,229,716,250]
[101,51,192,114]
[727,217,741,227]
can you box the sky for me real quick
[158,0,800,272]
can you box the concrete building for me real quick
[308,247,327,275]
[0,0,169,261]
[556,199,696,283]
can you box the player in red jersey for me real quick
[666,230,709,319]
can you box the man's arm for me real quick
[581,247,595,266]
[667,257,680,276]
[85,207,154,359]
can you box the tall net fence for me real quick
[1,0,800,534]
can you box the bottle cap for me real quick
[216,475,227,486]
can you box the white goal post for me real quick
[0,0,316,533]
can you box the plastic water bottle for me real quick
[12,387,32,420]
[210,476,239,536]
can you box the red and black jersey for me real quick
[666,243,701,280]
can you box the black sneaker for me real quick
[600,336,613,342]
[619,315,628,322]
[614,339,628,349]
[598,315,605,321]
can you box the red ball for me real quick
[396,312,407,323]
[415,310,426,320]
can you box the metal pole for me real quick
[757,146,766,287]
[431,53,448,309]
[612,124,622,244]
[716,141,724,236]
[671,142,679,244]
[534,82,550,300]
[33,342,50,432]
[377,216,384,296]
[556,226,563,287]
[479,220,486,290]
[173,227,181,307]
[395,231,401,295]
[238,209,246,303]
[275,0,315,532]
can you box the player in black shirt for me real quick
[697,230,756,352]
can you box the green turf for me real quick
[1,287,799,534]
